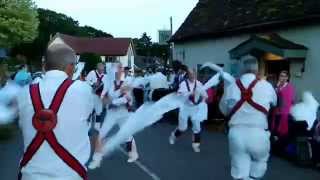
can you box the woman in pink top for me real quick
[274,71,295,136]
[271,71,295,155]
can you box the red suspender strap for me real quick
[245,81,269,116]
[45,131,87,180]
[100,75,104,82]
[30,84,45,111]
[114,80,124,91]
[49,79,74,114]
[95,71,104,83]
[95,71,104,96]
[18,79,87,180]
[185,80,191,92]
[228,79,269,119]
[95,71,99,81]
[185,80,197,92]
[185,80,199,105]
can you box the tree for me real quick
[0,0,39,47]
[139,32,152,49]
[133,32,170,65]
[80,53,102,73]
[11,8,112,66]
[133,32,153,56]
[150,43,170,63]
[76,25,112,38]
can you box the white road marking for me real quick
[119,147,161,180]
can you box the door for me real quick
[265,60,290,85]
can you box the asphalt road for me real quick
[1,122,320,180]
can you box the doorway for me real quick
[264,60,290,86]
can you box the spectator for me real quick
[270,70,295,156]
[14,64,32,86]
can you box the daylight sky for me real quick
[34,0,198,41]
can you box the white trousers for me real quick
[99,107,133,142]
[228,126,270,180]
[93,95,103,115]
[21,173,82,180]
[178,103,207,133]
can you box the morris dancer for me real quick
[147,69,170,102]
[86,63,106,129]
[16,40,94,180]
[220,55,277,180]
[90,64,139,168]
[169,68,208,153]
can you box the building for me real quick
[171,0,320,99]
[158,30,172,45]
[51,33,135,69]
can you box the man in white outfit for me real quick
[169,68,208,153]
[86,63,105,95]
[17,40,94,180]
[86,63,106,129]
[220,55,277,180]
[124,66,134,85]
[147,70,170,101]
[91,64,139,166]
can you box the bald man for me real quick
[169,68,208,153]
[220,55,277,180]
[16,41,94,180]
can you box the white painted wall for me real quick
[119,55,128,67]
[127,43,135,69]
[173,25,320,100]
[118,43,135,71]
[173,34,250,71]
[277,25,320,100]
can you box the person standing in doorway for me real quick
[270,70,295,156]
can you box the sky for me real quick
[34,0,198,41]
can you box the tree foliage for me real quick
[133,32,170,63]
[77,25,111,38]
[80,53,102,73]
[11,8,112,64]
[0,0,39,47]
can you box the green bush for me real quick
[4,57,23,72]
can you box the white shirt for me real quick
[168,73,176,85]
[220,73,277,129]
[85,70,105,86]
[103,80,133,107]
[178,79,208,106]
[132,76,148,89]
[17,70,94,178]
[147,72,169,90]
[124,75,134,86]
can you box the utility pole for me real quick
[170,16,173,36]
[169,16,174,66]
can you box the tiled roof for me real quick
[171,0,320,42]
[57,33,132,56]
